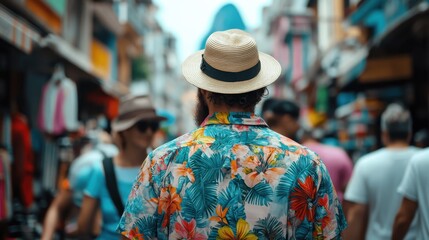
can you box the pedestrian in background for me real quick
[77,95,165,239]
[393,147,429,240]
[41,133,117,240]
[117,29,346,239]
[344,103,419,240]
[261,98,301,142]
[301,127,353,203]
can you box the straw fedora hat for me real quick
[182,29,281,94]
[111,95,166,132]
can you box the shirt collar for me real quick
[201,112,268,127]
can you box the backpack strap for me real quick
[101,153,124,217]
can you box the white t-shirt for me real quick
[398,148,429,240]
[344,147,420,240]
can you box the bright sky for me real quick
[154,0,272,62]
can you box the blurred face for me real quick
[122,120,160,150]
[278,114,300,140]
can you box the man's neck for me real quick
[386,142,409,149]
[208,105,252,116]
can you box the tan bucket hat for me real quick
[111,95,166,132]
[182,29,281,94]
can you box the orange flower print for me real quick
[210,205,229,224]
[244,171,263,188]
[231,160,238,177]
[174,161,195,183]
[241,156,260,170]
[290,176,317,221]
[124,227,145,240]
[232,145,249,158]
[217,219,257,240]
[174,219,206,240]
[138,163,152,183]
[153,186,183,227]
[263,167,286,184]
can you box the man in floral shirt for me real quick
[118,29,346,240]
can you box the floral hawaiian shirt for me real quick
[117,112,347,240]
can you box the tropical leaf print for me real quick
[240,180,273,206]
[181,192,207,229]
[218,180,242,208]
[183,180,218,221]
[276,154,315,202]
[118,112,347,240]
[294,219,312,240]
[254,214,285,240]
[190,151,226,183]
[134,216,157,239]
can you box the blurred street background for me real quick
[0,0,428,238]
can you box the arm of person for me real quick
[393,153,420,240]
[41,188,73,240]
[342,201,368,240]
[342,157,369,240]
[77,195,99,239]
[392,197,418,240]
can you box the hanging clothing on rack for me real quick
[0,149,12,220]
[11,113,34,208]
[0,112,13,161]
[38,65,78,136]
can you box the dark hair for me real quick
[207,87,267,111]
[386,123,411,141]
[260,98,278,115]
[272,100,300,120]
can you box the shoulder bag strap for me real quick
[101,154,125,217]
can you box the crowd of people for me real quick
[36,29,427,240]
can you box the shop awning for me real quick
[0,4,41,54]
[370,2,429,55]
[336,47,368,90]
[40,34,92,74]
[40,34,128,97]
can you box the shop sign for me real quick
[0,5,40,53]
[91,39,112,81]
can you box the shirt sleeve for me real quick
[398,158,417,201]
[83,163,104,199]
[116,155,160,239]
[288,153,347,239]
[344,159,368,204]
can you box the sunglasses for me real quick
[135,120,160,132]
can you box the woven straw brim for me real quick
[182,50,281,94]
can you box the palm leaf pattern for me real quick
[254,214,285,240]
[190,151,226,183]
[134,216,157,239]
[241,180,273,206]
[118,112,347,240]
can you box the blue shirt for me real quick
[118,112,346,240]
[85,160,140,239]
[69,143,118,206]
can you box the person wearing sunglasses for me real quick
[77,95,165,240]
